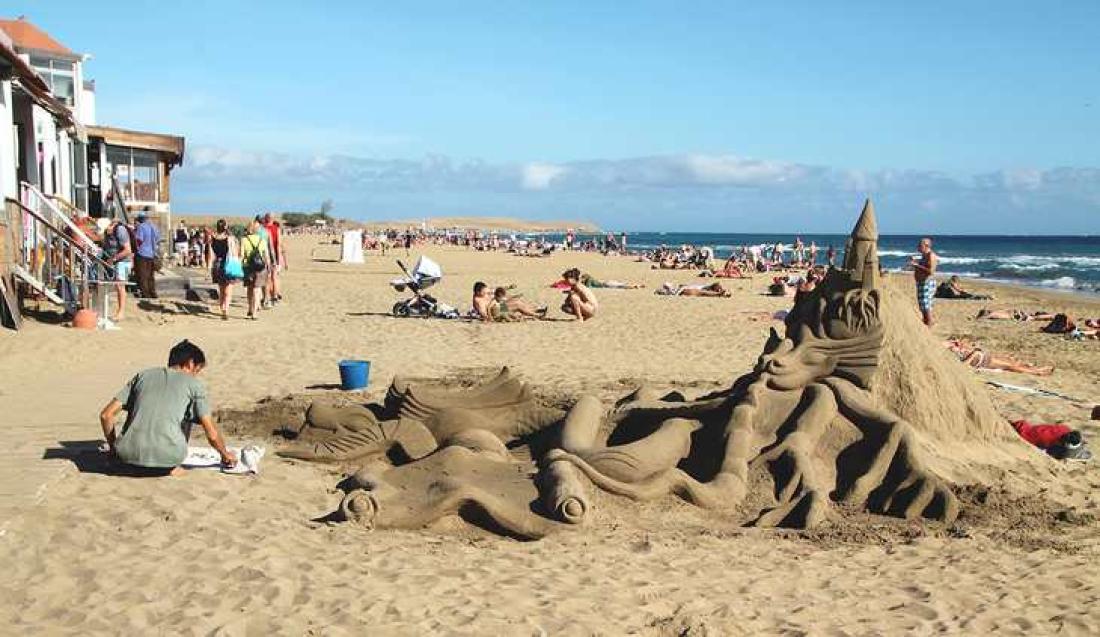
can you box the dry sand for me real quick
[1,235,1098,635]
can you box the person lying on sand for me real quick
[99,340,237,476]
[1011,419,1092,460]
[708,255,751,279]
[578,273,644,289]
[976,308,1056,321]
[560,268,598,321]
[655,282,731,297]
[935,276,993,300]
[943,339,1054,376]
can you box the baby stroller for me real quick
[390,256,459,318]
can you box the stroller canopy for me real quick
[412,256,443,282]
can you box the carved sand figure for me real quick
[279,368,564,462]
[544,200,959,528]
[276,370,571,537]
[338,429,562,539]
[290,200,1022,536]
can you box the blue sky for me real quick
[16,1,1100,232]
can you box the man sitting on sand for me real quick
[471,281,494,322]
[99,340,237,475]
[560,268,598,321]
[943,339,1054,376]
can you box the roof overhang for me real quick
[18,45,82,62]
[86,125,185,166]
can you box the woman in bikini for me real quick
[943,339,1054,376]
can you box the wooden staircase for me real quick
[1,183,116,328]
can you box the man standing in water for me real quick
[910,237,939,326]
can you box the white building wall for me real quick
[79,83,95,125]
[0,80,16,200]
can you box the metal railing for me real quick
[5,196,114,317]
[21,182,104,257]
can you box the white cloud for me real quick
[173,146,1100,232]
[521,162,567,190]
[681,154,807,186]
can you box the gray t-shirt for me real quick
[113,368,212,468]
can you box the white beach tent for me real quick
[341,230,364,263]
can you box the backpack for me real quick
[245,236,266,273]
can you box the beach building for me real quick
[0,17,184,219]
[0,16,185,327]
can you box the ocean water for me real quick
[545,232,1100,294]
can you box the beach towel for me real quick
[182,444,265,475]
[984,380,1087,405]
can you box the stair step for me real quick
[11,265,65,305]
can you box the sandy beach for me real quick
[2,234,1099,635]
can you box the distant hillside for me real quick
[363,216,600,233]
[176,213,599,233]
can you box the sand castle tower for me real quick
[842,198,880,289]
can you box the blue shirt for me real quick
[135,221,160,259]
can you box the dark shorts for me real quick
[212,258,229,285]
[116,463,177,477]
[244,268,269,288]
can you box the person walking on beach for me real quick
[241,219,271,320]
[206,220,239,320]
[133,212,160,299]
[910,237,939,326]
[99,340,236,475]
[262,213,287,304]
[173,221,189,266]
[826,245,836,267]
[101,218,133,321]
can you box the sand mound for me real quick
[870,278,1047,485]
[873,278,1016,443]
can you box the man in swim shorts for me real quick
[910,237,939,327]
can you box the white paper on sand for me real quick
[182,445,265,475]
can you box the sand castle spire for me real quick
[842,198,880,288]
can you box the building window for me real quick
[105,145,160,203]
[29,56,76,106]
[132,150,158,202]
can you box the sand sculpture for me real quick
[291,201,976,536]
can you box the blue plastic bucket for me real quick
[338,360,371,390]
